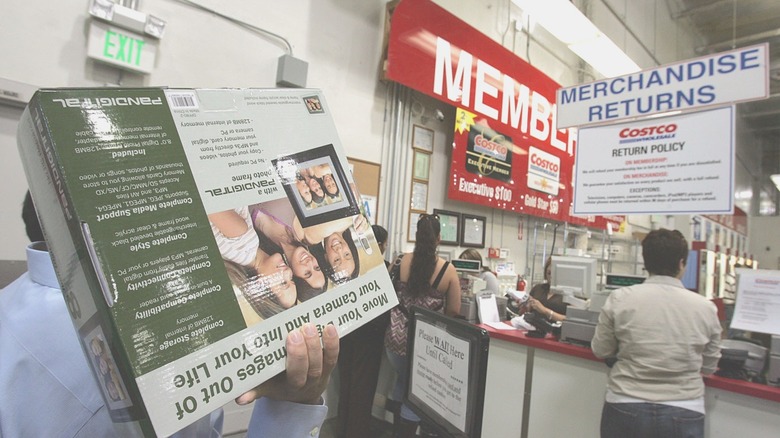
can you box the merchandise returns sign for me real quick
[385,0,621,230]
[556,44,769,129]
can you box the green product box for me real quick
[17,87,397,437]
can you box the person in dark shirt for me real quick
[526,257,568,323]
[334,224,390,438]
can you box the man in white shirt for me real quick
[591,228,722,438]
[1,192,337,438]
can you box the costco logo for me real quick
[529,147,560,178]
[527,146,560,196]
[619,124,677,138]
[473,134,509,160]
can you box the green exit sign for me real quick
[87,21,157,74]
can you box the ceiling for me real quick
[670,0,780,212]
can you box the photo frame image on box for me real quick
[273,144,360,228]
[211,196,385,321]
[80,317,136,420]
[209,202,304,326]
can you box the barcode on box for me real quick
[167,92,198,109]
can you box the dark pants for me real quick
[336,312,389,438]
[601,402,704,438]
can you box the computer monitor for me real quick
[550,255,597,300]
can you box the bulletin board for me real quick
[347,157,381,222]
[406,306,490,438]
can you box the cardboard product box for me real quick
[17,87,398,437]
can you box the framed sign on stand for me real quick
[406,306,490,438]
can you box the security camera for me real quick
[434,109,445,121]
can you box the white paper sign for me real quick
[573,106,734,215]
[410,319,470,431]
[476,293,500,323]
[730,269,780,336]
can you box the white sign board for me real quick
[410,318,471,431]
[730,269,780,336]
[556,44,768,128]
[573,106,734,215]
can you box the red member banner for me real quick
[385,0,622,230]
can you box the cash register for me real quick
[452,258,506,323]
[452,258,483,323]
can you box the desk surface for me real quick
[479,322,780,404]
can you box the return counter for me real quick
[479,323,780,438]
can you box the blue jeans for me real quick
[386,349,420,422]
[601,402,704,438]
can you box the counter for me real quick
[479,323,780,438]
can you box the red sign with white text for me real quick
[386,0,621,229]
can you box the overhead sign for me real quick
[385,0,622,230]
[556,44,769,128]
[87,21,158,74]
[573,106,734,215]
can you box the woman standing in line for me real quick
[384,213,461,437]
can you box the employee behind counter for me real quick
[516,257,568,324]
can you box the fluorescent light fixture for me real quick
[771,174,780,191]
[512,0,640,77]
[145,15,167,38]
[88,0,114,21]
[88,0,166,39]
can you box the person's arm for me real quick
[591,297,617,359]
[443,263,462,317]
[238,323,339,437]
[482,271,500,293]
[701,305,723,376]
[528,298,565,322]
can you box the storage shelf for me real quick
[526,218,643,279]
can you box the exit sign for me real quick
[87,21,157,74]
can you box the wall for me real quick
[0,0,390,260]
[1,0,760,277]
[391,0,708,281]
[750,216,780,270]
